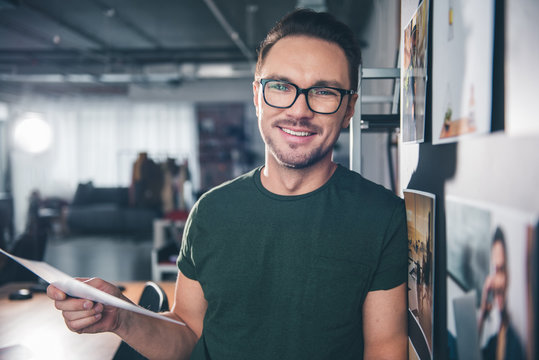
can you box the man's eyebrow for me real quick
[264,74,292,83]
[311,80,345,88]
[264,75,346,89]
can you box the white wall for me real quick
[0,102,8,193]
[399,0,539,357]
[399,0,539,213]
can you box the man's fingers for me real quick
[65,313,103,333]
[53,297,93,311]
[60,301,105,333]
[46,284,66,301]
[47,277,124,335]
[61,303,103,321]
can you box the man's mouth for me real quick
[280,127,314,137]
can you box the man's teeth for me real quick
[282,128,312,136]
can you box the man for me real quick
[47,9,407,359]
[478,227,525,360]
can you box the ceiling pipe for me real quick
[296,0,327,12]
[245,4,258,48]
[202,0,255,67]
[0,63,255,84]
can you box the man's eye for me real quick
[312,88,339,96]
[268,82,291,91]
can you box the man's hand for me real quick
[480,275,494,318]
[47,277,130,335]
[478,274,494,336]
[47,272,203,359]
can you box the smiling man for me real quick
[47,9,408,360]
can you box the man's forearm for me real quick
[114,310,199,360]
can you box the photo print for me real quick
[401,0,429,144]
[446,196,537,360]
[432,0,495,144]
[404,189,435,359]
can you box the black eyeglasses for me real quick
[259,79,356,115]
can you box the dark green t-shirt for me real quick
[178,165,407,360]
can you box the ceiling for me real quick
[0,0,374,95]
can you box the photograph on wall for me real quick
[505,0,539,135]
[432,0,495,144]
[401,0,429,144]
[529,221,539,359]
[404,189,435,359]
[445,196,537,360]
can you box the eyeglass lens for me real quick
[263,80,343,114]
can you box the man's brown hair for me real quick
[255,8,362,91]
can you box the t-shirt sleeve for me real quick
[177,206,198,280]
[369,199,408,291]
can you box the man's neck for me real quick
[260,156,338,196]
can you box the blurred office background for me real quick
[2,1,538,359]
[0,0,400,281]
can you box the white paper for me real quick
[0,248,185,327]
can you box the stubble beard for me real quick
[260,116,343,169]
[267,138,331,169]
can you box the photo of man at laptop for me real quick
[478,227,525,360]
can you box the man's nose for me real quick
[286,92,314,118]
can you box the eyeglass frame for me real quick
[258,78,356,115]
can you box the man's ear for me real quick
[253,81,260,117]
[342,93,358,129]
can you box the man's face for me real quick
[253,35,357,169]
[491,241,508,311]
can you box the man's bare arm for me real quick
[47,271,207,360]
[362,282,407,360]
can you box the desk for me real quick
[0,281,176,360]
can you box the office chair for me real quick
[0,193,48,285]
[112,281,170,360]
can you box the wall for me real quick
[357,0,401,190]
[400,0,539,358]
[0,102,8,193]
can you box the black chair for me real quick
[0,193,48,285]
[112,281,170,360]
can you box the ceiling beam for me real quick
[88,0,164,48]
[0,47,246,63]
[0,17,56,47]
[22,1,109,48]
[0,62,255,84]
[0,47,249,76]
[0,19,110,73]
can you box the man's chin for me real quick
[270,148,328,169]
[276,159,310,169]
[274,155,319,169]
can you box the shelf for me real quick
[151,219,185,282]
